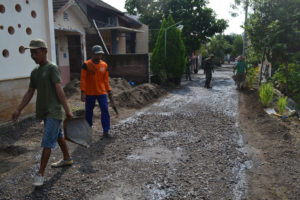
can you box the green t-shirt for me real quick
[235,61,247,74]
[29,62,64,120]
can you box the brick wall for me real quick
[106,54,149,84]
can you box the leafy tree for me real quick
[273,63,300,105]
[150,19,167,84]
[208,35,231,65]
[125,0,228,53]
[231,34,243,58]
[223,34,236,45]
[231,0,251,56]
[150,15,186,84]
[246,0,300,93]
[221,34,244,59]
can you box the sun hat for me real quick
[25,39,48,49]
[92,45,104,54]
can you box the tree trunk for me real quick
[242,0,249,56]
[285,63,289,95]
[259,49,266,85]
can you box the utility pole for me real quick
[242,0,249,56]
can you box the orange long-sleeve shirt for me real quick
[80,59,111,95]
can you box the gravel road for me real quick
[0,66,252,200]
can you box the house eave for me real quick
[98,26,144,33]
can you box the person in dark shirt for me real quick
[203,54,214,88]
[186,57,192,81]
[12,39,73,186]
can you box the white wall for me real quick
[136,24,149,54]
[54,5,88,35]
[54,4,90,64]
[0,0,55,80]
[55,35,69,67]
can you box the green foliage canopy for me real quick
[208,35,231,64]
[247,0,300,67]
[232,35,243,58]
[273,63,300,105]
[150,15,186,84]
[125,0,228,53]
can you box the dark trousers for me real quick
[186,71,192,81]
[205,70,212,88]
[85,94,110,132]
[236,73,246,89]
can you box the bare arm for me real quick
[55,83,73,119]
[12,88,35,121]
[233,63,237,74]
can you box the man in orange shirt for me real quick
[80,45,113,138]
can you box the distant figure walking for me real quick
[203,54,214,88]
[233,56,247,90]
[186,57,192,81]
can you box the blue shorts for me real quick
[42,118,64,148]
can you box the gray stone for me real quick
[274,88,284,98]
[287,98,296,110]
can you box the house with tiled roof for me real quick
[53,0,149,84]
[76,0,148,56]
[0,0,149,125]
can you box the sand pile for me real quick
[109,78,132,95]
[114,83,167,108]
[64,78,167,109]
[64,79,80,98]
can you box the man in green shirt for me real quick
[234,56,247,90]
[12,39,74,186]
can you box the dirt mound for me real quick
[114,83,167,108]
[64,77,167,110]
[64,77,133,98]
[64,78,80,97]
[109,78,133,95]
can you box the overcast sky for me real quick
[101,0,244,35]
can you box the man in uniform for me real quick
[203,54,214,88]
[186,56,192,81]
[80,45,113,138]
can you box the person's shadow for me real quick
[25,167,69,200]
[25,136,115,199]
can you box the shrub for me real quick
[277,96,287,115]
[246,67,257,89]
[150,19,167,84]
[273,63,300,105]
[150,15,186,85]
[259,83,274,107]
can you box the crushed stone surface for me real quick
[0,67,251,199]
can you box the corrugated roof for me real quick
[53,0,69,13]
[87,0,123,14]
[124,13,142,25]
[53,0,143,28]
[119,14,142,28]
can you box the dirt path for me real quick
[0,65,299,199]
[238,88,300,200]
